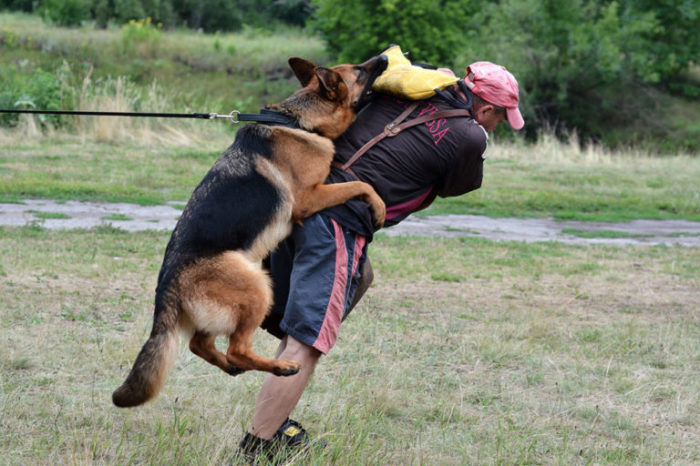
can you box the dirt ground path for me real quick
[1,199,699,246]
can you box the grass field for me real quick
[0,227,697,464]
[431,136,700,222]
[2,130,699,221]
[1,92,698,466]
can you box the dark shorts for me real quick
[261,213,368,354]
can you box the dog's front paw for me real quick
[273,360,301,377]
[227,366,246,377]
[370,196,386,227]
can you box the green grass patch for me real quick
[2,137,699,221]
[101,214,134,221]
[430,272,464,282]
[0,142,223,205]
[427,144,700,221]
[668,232,700,238]
[562,228,655,239]
[25,210,71,219]
[0,228,697,464]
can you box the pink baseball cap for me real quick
[465,61,524,130]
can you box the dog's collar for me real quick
[237,108,299,128]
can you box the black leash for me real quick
[0,108,299,127]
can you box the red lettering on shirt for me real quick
[396,100,452,146]
[427,118,446,134]
[418,102,439,117]
[432,127,449,145]
[427,119,449,145]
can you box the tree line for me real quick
[313,0,699,149]
[2,0,698,150]
[0,0,312,30]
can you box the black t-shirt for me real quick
[324,91,488,238]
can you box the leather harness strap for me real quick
[333,103,472,174]
[336,103,418,172]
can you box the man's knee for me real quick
[281,335,322,364]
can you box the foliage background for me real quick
[311,0,700,151]
[0,0,698,152]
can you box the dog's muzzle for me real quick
[355,55,389,111]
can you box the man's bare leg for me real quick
[247,260,372,439]
[248,335,321,439]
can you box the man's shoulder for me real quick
[461,118,489,143]
[461,120,488,157]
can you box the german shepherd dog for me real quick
[112,56,387,408]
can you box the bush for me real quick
[4,0,313,31]
[120,16,161,51]
[627,0,700,91]
[269,0,313,27]
[311,0,699,151]
[466,0,699,144]
[113,0,146,23]
[0,65,74,128]
[0,0,35,12]
[40,0,91,26]
[310,0,471,65]
[172,0,242,32]
[93,0,177,29]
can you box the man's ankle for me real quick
[236,418,327,463]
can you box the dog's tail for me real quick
[112,297,179,408]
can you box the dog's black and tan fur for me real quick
[112,56,387,408]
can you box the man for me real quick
[237,60,524,462]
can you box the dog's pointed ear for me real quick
[316,67,347,102]
[289,57,317,87]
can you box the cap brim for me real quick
[506,107,524,130]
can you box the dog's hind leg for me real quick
[189,332,244,376]
[211,252,300,376]
[181,252,300,377]
[225,311,301,376]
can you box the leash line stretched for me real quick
[0,108,297,126]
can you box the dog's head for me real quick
[274,55,388,138]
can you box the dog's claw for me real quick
[227,366,245,376]
[274,366,301,377]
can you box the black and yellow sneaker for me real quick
[274,418,317,449]
[235,433,274,465]
[234,419,327,465]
